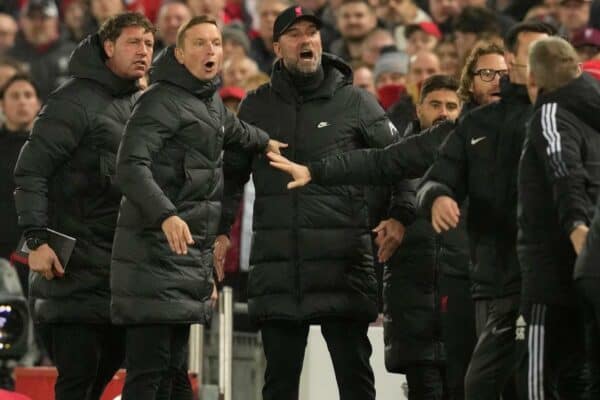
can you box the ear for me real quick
[103,40,115,59]
[416,102,422,120]
[174,46,185,64]
[273,41,282,59]
[504,51,515,69]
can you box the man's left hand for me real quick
[266,140,288,155]
[373,218,406,263]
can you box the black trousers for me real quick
[515,303,588,400]
[577,278,600,398]
[440,275,476,400]
[38,323,125,400]
[464,296,519,400]
[405,365,445,400]
[260,318,375,400]
[121,324,192,400]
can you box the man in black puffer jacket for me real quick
[13,13,155,400]
[111,16,282,399]
[219,6,413,400]
[516,37,600,400]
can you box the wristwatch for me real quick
[26,236,47,251]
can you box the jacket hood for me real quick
[270,52,353,100]
[535,73,600,132]
[149,46,219,98]
[68,34,140,96]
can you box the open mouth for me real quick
[133,60,147,69]
[205,61,216,69]
[299,50,314,60]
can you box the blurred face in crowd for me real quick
[408,50,441,85]
[223,37,247,61]
[176,22,222,81]
[576,45,600,61]
[258,0,288,42]
[505,31,549,84]
[429,0,461,24]
[186,0,226,19]
[296,0,328,11]
[64,1,88,37]
[558,0,591,35]
[454,30,479,61]
[0,65,18,88]
[407,30,439,55]
[353,65,377,96]
[361,30,395,67]
[274,20,322,75]
[417,88,461,129]
[543,0,561,19]
[1,79,40,131]
[104,26,154,80]
[91,0,124,24]
[158,3,192,46]
[436,40,459,76]
[387,0,417,25]
[21,11,59,46]
[375,70,406,88]
[459,0,485,6]
[0,14,17,54]
[337,1,377,41]
[470,53,507,105]
[223,56,258,87]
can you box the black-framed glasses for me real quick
[472,68,508,82]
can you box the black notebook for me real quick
[17,229,77,270]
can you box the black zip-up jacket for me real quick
[417,77,531,300]
[519,73,600,305]
[219,53,410,323]
[13,34,141,323]
[111,47,269,325]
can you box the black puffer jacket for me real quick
[519,74,600,305]
[13,34,141,323]
[418,78,530,300]
[111,47,269,325]
[220,54,404,323]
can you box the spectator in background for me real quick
[0,74,41,292]
[154,0,192,53]
[453,6,502,63]
[405,22,441,55]
[330,0,378,62]
[361,28,395,68]
[373,48,409,89]
[296,0,340,50]
[558,0,592,39]
[0,13,17,55]
[90,0,125,28]
[243,71,270,90]
[0,57,24,90]
[250,0,290,74]
[388,49,440,134]
[223,23,250,61]
[459,0,515,32]
[219,85,245,113]
[222,55,259,88]
[10,0,76,101]
[353,62,377,97]
[457,42,507,110]
[383,0,431,52]
[571,26,600,61]
[435,37,460,77]
[428,0,461,34]
[0,1,20,18]
[186,0,225,22]
[62,0,93,44]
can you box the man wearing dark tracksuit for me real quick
[517,37,600,399]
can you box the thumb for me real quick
[372,220,387,233]
[279,142,289,148]
[288,181,302,189]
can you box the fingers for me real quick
[267,152,289,163]
[372,220,387,233]
[269,161,293,173]
[287,180,305,189]
[52,255,65,278]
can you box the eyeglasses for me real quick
[472,69,508,82]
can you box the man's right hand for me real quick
[213,234,230,282]
[431,196,460,233]
[570,224,589,255]
[162,215,194,255]
[28,244,64,280]
[267,152,311,189]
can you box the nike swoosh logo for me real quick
[317,122,330,128]
[471,136,486,145]
[491,326,512,335]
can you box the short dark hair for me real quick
[339,0,375,11]
[504,20,556,54]
[98,12,156,44]
[420,74,459,103]
[453,6,501,35]
[176,15,219,48]
[0,74,39,100]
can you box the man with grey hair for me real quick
[517,36,600,399]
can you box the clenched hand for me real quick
[29,244,64,280]
[431,196,460,233]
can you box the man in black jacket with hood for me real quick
[219,6,413,400]
[517,37,600,399]
[13,12,155,400]
[111,16,283,399]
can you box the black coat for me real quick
[220,54,407,323]
[0,127,28,259]
[111,47,269,325]
[519,74,600,305]
[418,78,530,300]
[13,34,141,323]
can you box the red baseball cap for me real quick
[571,27,600,48]
[405,22,442,40]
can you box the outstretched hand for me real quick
[267,152,312,189]
[266,140,288,155]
